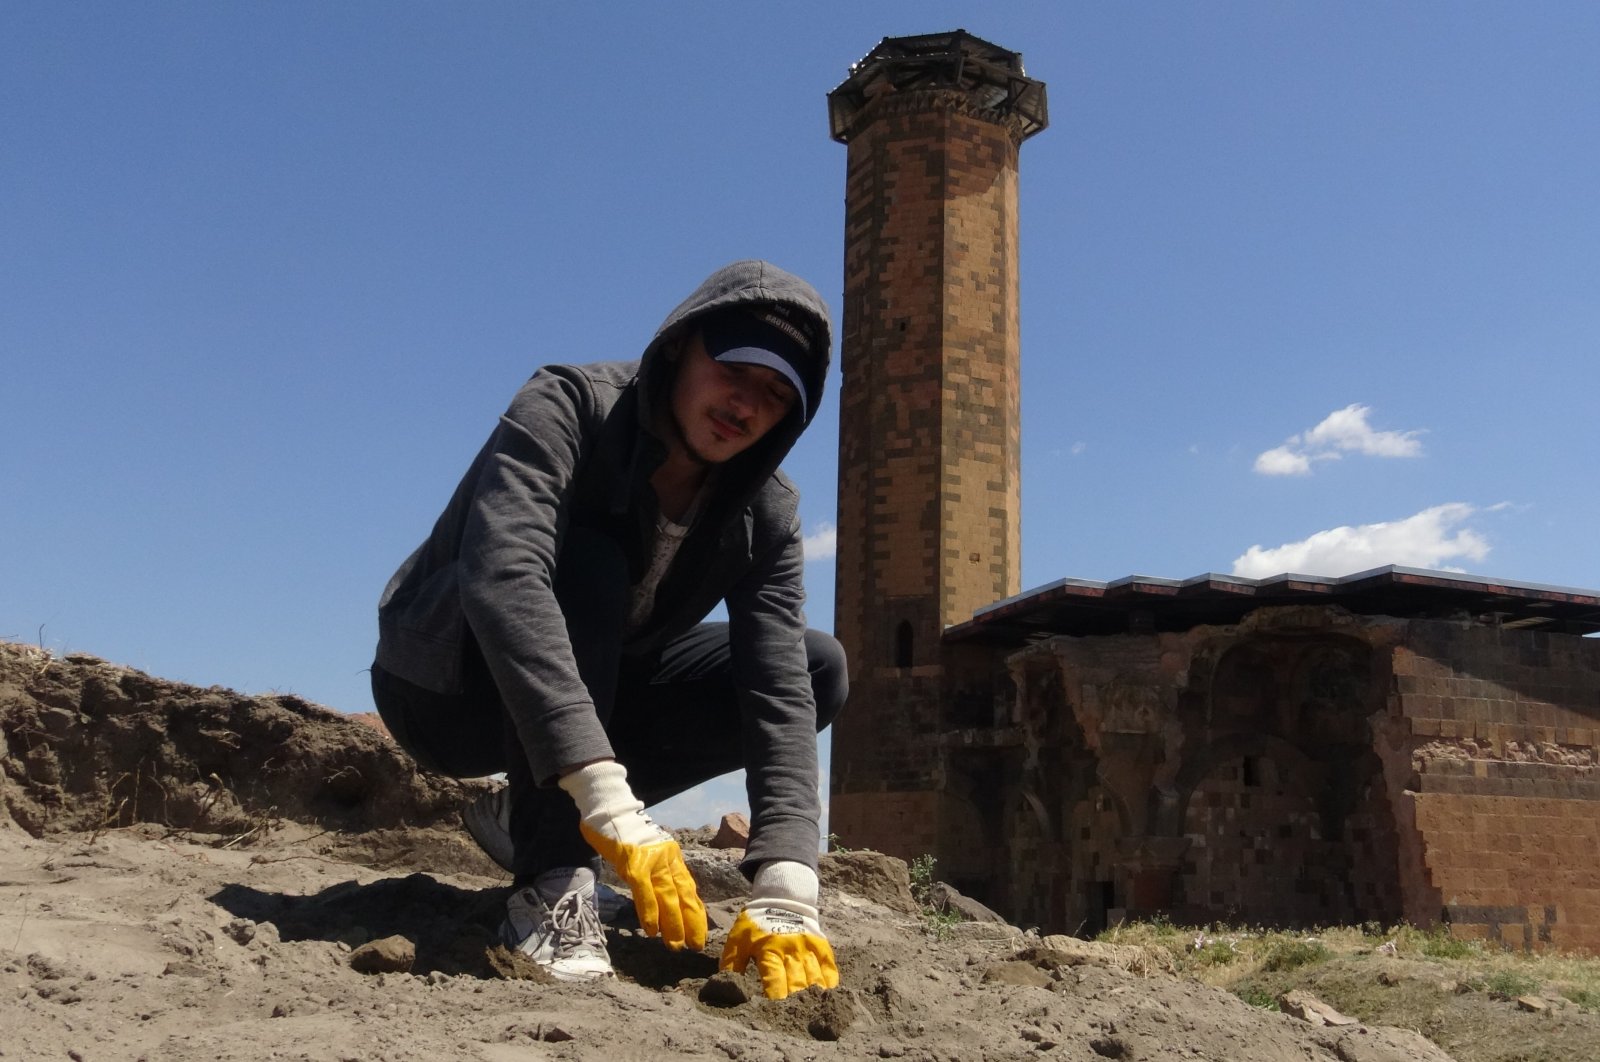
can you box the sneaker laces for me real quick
[546,889,607,959]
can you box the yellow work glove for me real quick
[720,860,839,1000]
[559,761,707,951]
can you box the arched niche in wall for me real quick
[1207,642,1280,729]
[1288,639,1376,745]
[1170,730,1398,928]
[894,619,914,668]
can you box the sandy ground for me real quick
[0,642,1456,1061]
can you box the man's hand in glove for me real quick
[720,860,838,1000]
[559,761,707,951]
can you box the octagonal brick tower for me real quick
[827,31,1048,862]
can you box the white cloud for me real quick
[1254,404,1424,476]
[1253,445,1313,476]
[803,521,837,561]
[1231,503,1490,578]
[1304,404,1424,457]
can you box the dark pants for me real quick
[371,532,847,883]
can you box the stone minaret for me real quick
[827,32,1048,862]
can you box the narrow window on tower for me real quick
[895,620,914,668]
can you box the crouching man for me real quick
[371,260,846,1000]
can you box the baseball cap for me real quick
[700,306,818,421]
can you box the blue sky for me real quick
[5,3,1597,830]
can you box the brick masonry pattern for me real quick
[830,86,1028,857]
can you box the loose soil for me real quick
[2,641,1592,1060]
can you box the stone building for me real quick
[824,32,1600,953]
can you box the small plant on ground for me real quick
[1483,969,1541,998]
[922,909,962,942]
[1565,987,1600,1012]
[1190,939,1239,968]
[908,852,937,906]
[906,854,962,940]
[1260,938,1332,973]
[1418,927,1480,960]
[1235,984,1279,1010]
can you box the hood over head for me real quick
[636,259,833,490]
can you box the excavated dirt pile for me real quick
[0,640,1463,1061]
[0,641,475,837]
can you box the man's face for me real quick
[667,330,799,465]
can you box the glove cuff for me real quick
[558,761,637,815]
[558,761,660,848]
[744,896,820,923]
[751,859,820,912]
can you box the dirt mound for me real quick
[0,640,1471,1060]
[3,823,1459,1062]
[0,641,478,839]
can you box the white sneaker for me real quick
[500,867,613,982]
[463,787,632,923]
[462,786,515,871]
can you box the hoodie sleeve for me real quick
[725,508,822,874]
[457,365,616,783]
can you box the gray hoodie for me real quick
[376,260,834,871]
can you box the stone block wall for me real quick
[829,87,1028,857]
[829,647,1016,873]
[827,666,949,860]
[935,106,1022,633]
[829,789,942,859]
[833,92,1023,668]
[997,609,1407,934]
[1179,752,1399,928]
[973,610,1600,950]
[1388,623,1600,952]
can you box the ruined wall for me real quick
[982,608,1600,951]
[1180,747,1399,929]
[1385,622,1600,953]
[999,608,1408,935]
[1175,631,1402,929]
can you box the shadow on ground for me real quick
[210,874,719,986]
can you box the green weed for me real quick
[922,909,962,942]
[1564,987,1600,1012]
[1235,984,1279,1010]
[1260,939,1332,973]
[908,853,937,906]
[1483,969,1540,998]
[1190,940,1239,968]
[1419,929,1480,960]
